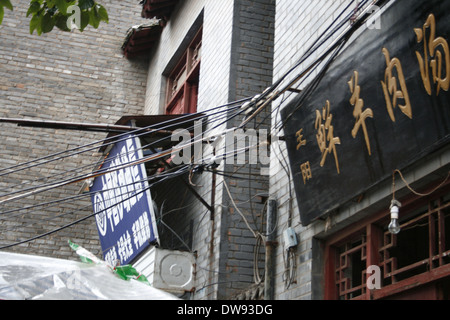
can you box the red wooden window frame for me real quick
[324,179,450,300]
[165,27,202,115]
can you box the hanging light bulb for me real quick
[389,199,401,235]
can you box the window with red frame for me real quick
[165,27,202,115]
[324,182,450,300]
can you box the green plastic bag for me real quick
[68,240,150,286]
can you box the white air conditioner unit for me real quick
[132,247,195,293]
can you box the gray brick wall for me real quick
[271,0,356,300]
[272,0,450,300]
[0,1,149,260]
[220,0,274,299]
[143,0,274,300]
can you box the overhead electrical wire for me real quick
[0,163,188,226]
[0,103,267,218]
[242,0,375,129]
[0,164,192,250]
[0,100,250,204]
[0,104,270,249]
[0,0,385,253]
[0,102,241,197]
[0,100,239,180]
[0,0,372,211]
[0,96,250,180]
[0,0,376,200]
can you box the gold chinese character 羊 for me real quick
[381,48,412,122]
[414,13,450,96]
[296,129,306,150]
[300,161,312,185]
[348,71,374,156]
[315,100,341,174]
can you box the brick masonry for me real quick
[0,1,149,260]
[0,0,401,301]
[271,0,358,300]
[270,0,447,300]
[143,0,275,299]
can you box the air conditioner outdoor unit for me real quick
[132,246,195,293]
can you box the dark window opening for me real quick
[326,182,450,300]
[165,27,202,115]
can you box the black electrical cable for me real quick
[0,103,241,198]
[0,0,378,186]
[269,0,370,93]
[0,0,370,192]
[0,164,192,250]
[0,163,188,223]
[238,0,372,128]
[0,0,385,252]
[0,100,256,205]
[0,97,251,179]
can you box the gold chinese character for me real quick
[381,48,412,122]
[348,71,374,156]
[315,100,341,174]
[300,161,312,185]
[296,129,306,150]
[414,13,450,96]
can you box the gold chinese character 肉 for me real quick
[381,48,412,122]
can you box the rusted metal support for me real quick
[179,177,214,214]
[0,117,191,136]
[265,199,277,300]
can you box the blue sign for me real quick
[90,134,159,266]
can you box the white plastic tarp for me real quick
[0,252,179,300]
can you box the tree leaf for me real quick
[45,0,56,10]
[97,4,108,23]
[54,12,70,31]
[0,0,13,11]
[79,10,89,31]
[88,6,100,28]
[54,0,69,14]
[0,7,4,25]
[30,12,43,35]
[78,0,95,10]
[27,1,41,17]
[41,11,55,33]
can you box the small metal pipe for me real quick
[265,199,277,300]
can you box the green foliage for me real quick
[0,0,108,35]
[0,0,13,25]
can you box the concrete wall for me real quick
[0,1,149,260]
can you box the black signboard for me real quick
[281,0,450,226]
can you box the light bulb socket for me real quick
[390,199,401,218]
[390,205,399,219]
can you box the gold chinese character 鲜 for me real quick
[348,71,374,156]
[296,129,306,150]
[315,100,341,174]
[414,13,450,96]
[300,161,312,185]
[381,48,412,122]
